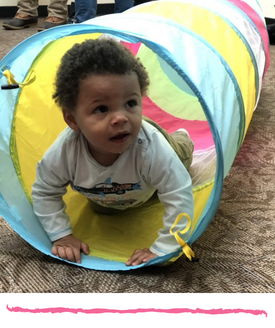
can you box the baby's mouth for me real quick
[110,132,130,141]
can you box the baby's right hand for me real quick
[52,234,89,263]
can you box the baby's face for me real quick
[71,72,143,166]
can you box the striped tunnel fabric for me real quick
[0,0,269,270]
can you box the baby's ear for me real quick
[62,108,80,131]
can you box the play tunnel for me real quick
[0,0,269,270]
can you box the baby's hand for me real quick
[52,234,89,263]
[126,248,157,266]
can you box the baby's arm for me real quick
[32,138,89,263]
[150,181,194,256]
[137,131,194,262]
[125,161,193,266]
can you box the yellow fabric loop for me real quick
[170,213,195,261]
[3,70,17,85]
[3,69,36,87]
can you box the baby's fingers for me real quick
[52,246,80,263]
[80,242,90,255]
[52,245,68,261]
[64,247,78,262]
[126,248,153,266]
[125,249,142,266]
[52,245,59,257]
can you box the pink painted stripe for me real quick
[142,96,214,151]
[228,0,270,75]
[6,305,267,316]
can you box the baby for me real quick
[32,38,194,266]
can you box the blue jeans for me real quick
[75,0,134,23]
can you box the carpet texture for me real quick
[0,19,275,293]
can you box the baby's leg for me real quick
[170,129,194,171]
[143,117,194,171]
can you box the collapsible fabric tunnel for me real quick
[0,0,270,270]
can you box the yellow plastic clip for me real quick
[3,69,36,88]
[170,213,195,261]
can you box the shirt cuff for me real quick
[49,228,73,242]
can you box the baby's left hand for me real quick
[126,248,157,266]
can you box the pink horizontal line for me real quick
[6,306,267,317]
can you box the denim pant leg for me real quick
[75,0,97,23]
[114,0,134,13]
[17,0,39,17]
[47,0,68,20]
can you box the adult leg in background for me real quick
[37,0,68,31]
[17,0,39,16]
[75,0,97,23]
[114,0,134,13]
[47,0,68,20]
[2,0,39,29]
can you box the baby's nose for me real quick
[111,110,128,124]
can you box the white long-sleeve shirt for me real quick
[32,120,194,256]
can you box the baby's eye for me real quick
[126,99,138,108]
[94,105,108,114]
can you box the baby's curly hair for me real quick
[53,38,150,110]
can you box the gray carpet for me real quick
[0,19,275,293]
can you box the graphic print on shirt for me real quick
[74,177,144,208]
